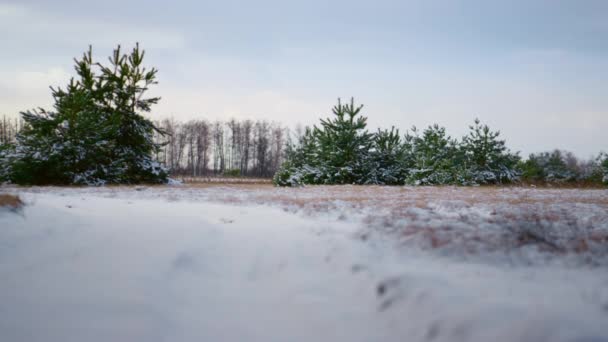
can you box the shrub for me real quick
[223,169,241,177]
[518,150,605,185]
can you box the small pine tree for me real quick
[405,124,459,185]
[601,153,608,185]
[519,150,582,184]
[273,127,324,186]
[314,98,373,184]
[460,119,520,184]
[364,127,407,185]
[6,44,167,185]
[519,155,545,183]
[274,98,373,186]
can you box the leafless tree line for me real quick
[0,116,23,145]
[154,118,290,178]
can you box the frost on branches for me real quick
[2,44,168,185]
[274,99,521,186]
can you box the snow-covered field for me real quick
[1,185,607,342]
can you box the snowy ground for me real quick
[1,185,607,342]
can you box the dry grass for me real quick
[5,184,606,261]
[178,176,272,185]
[0,194,23,210]
[172,184,608,259]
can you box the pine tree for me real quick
[314,98,373,184]
[460,119,520,184]
[519,155,544,183]
[274,98,373,186]
[6,44,167,185]
[364,127,407,185]
[601,153,608,185]
[519,150,581,184]
[273,127,324,186]
[405,124,459,185]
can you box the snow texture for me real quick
[0,186,607,342]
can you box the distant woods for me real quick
[155,118,288,178]
[0,116,22,145]
[0,114,290,180]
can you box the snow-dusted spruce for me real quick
[3,44,167,185]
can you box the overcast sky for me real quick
[1,0,607,157]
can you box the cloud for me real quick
[12,68,72,91]
[0,67,71,114]
[0,4,186,50]
[0,3,25,16]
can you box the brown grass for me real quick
[0,194,23,209]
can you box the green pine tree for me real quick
[460,119,520,184]
[405,124,459,185]
[601,153,608,185]
[7,44,167,185]
[364,127,407,185]
[313,98,373,184]
[274,98,373,186]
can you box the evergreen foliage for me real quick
[601,153,608,185]
[274,99,374,186]
[459,119,520,184]
[3,44,167,185]
[313,98,374,184]
[273,101,522,186]
[520,150,576,183]
[403,125,459,185]
[364,127,407,185]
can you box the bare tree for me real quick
[153,117,287,178]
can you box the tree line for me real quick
[0,43,606,186]
[274,98,608,186]
[0,116,23,145]
[153,118,287,178]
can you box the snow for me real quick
[0,186,607,342]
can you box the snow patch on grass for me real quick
[0,187,607,341]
